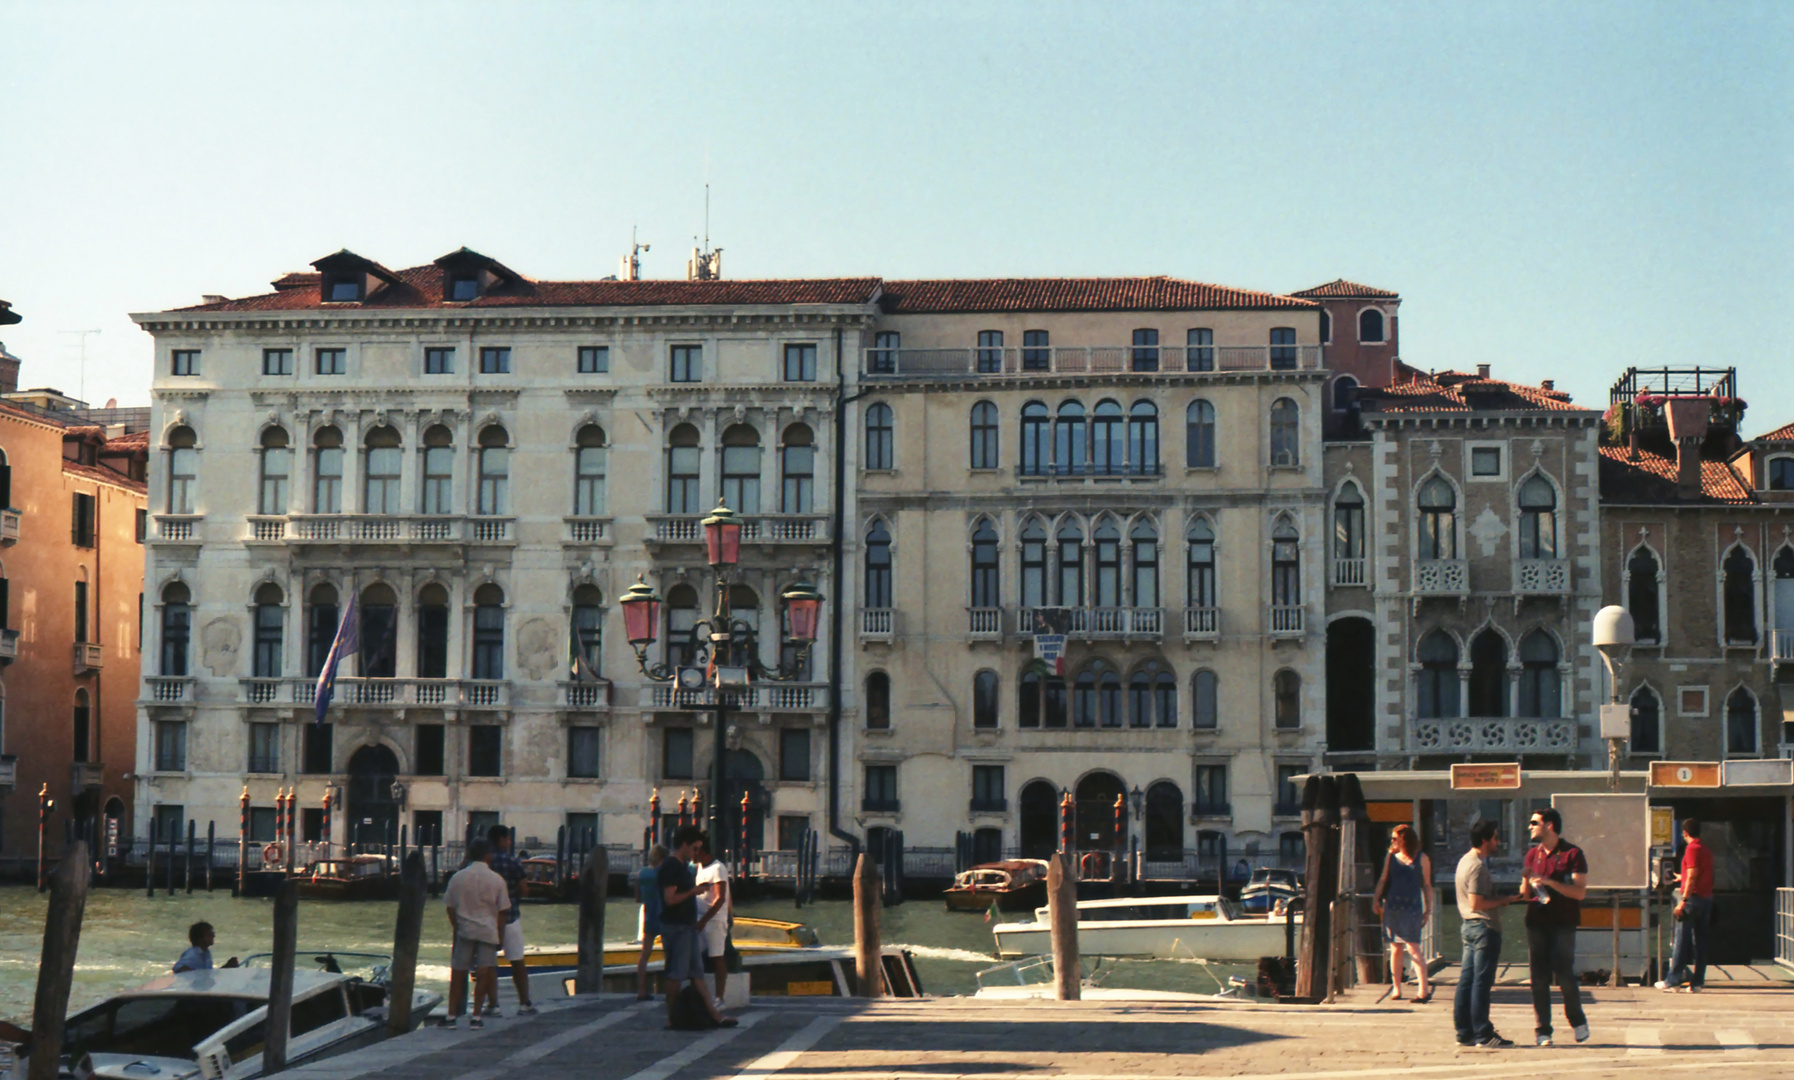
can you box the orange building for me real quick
[0,381,147,875]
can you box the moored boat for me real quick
[519,857,568,901]
[519,916,819,973]
[991,894,1299,960]
[291,856,399,902]
[559,945,923,999]
[1238,867,1303,915]
[942,859,1049,912]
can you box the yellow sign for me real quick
[786,981,836,997]
[1649,761,1721,788]
[1651,806,1674,846]
[1450,763,1521,790]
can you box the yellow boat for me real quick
[520,917,820,973]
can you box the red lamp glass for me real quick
[781,581,823,644]
[702,501,743,568]
[619,576,662,646]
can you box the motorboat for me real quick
[520,917,820,974]
[558,945,924,999]
[9,961,440,1080]
[519,857,568,901]
[291,856,399,902]
[942,859,1049,913]
[991,894,1299,961]
[1238,867,1303,915]
[972,954,1260,1002]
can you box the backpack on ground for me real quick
[668,982,717,1031]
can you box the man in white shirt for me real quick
[693,835,733,1007]
[441,838,509,1029]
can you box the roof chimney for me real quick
[1665,397,1710,499]
[1540,379,1554,390]
[1476,363,1491,380]
[201,294,227,305]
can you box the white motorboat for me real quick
[991,894,1299,961]
[11,963,441,1080]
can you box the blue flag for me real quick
[314,594,359,723]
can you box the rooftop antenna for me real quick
[688,183,722,281]
[60,328,101,405]
[620,226,650,281]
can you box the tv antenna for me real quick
[688,184,722,281]
[60,328,101,405]
[620,226,650,281]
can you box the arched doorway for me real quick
[346,744,400,849]
[1074,771,1126,855]
[1325,616,1375,751]
[1018,780,1059,858]
[714,748,767,858]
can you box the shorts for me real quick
[701,916,729,959]
[501,919,526,962]
[659,923,706,982]
[638,905,661,946]
[452,934,499,970]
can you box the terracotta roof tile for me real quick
[105,430,150,450]
[1755,420,1794,443]
[1290,279,1400,299]
[878,277,1315,313]
[62,459,147,494]
[1361,373,1586,415]
[1597,445,1756,505]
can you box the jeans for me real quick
[1454,919,1501,1043]
[1664,895,1711,987]
[1525,923,1586,1036]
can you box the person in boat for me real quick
[440,838,508,1029]
[486,825,537,1016]
[174,921,239,973]
[658,826,734,1029]
[1371,824,1432,1002]
[636,843,668,1001]
[693,835,733,1009]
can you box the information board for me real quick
[1450,763,1520,790]
[1648,761,1720,788]
[1551,793,1649,889]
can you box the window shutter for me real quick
[0,462,11,508]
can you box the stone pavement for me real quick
[285,983,1794,1080]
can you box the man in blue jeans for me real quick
[1656,818,1713,991]
[1454,820,1518,1048]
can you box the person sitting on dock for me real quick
[637,844,668,1001]
[487,825,537,1016]
[659,826,734,1029]
[440,838,508,1029]
[174,922,238,973]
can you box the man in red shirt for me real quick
[1521,808,1589,1047]
[1655,818,1713,991]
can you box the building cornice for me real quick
[130,307,880,335]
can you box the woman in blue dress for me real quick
[1372,823,1433,1001]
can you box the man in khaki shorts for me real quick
[694,835,733,1009]
[441,838,508,1028]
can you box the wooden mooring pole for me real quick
[263,880,299,1074]
[574,846,609,993]
[1048,851,1080,1000]
[386,851,427,1034]
[27,841,89,1080]
[852,853,883,997]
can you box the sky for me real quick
[0,1,1788,421]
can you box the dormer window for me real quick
[1769,456,1794,491]
[449,275,479,302]
[326,278,363,302]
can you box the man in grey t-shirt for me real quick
[1453,821,1517,1047]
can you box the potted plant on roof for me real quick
[1708,395,1748,430]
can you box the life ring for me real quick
[263,842,285,866]
[1079,852,1108,878]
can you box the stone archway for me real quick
[1326,616,1376,752]
[346,744,400,849]
[1074,771,1126,855]
[1018,781,1059,858]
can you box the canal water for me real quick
[0,885,1278,1023]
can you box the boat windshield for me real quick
[1077,897,1244,922]
[239,951,391,981]
[64,995,262,1061]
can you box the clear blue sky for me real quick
[1,2,1787,420]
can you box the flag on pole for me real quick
[314,594,359,723]
[984,899,999,924]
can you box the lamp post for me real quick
[1592,605,1637,792]
[620,500,823,861]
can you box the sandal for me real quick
[1415,991,1434,1004]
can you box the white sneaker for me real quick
[713,997,726,1012]
[1653,979,1673,990]
[1536,1033,1553,1047]
[1573,1024,1590,1044]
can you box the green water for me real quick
[0,886,1259,1023]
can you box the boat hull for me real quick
[992,916,1297,960]
[943,881,1045,913]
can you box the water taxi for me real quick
[991,894,1298,960]
[291,856,399,902]
[519,916,819,973]
[942,860,1049,913]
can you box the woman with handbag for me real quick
[1372,823,1433,1001]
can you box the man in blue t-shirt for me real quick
[659,826,733,1029]
[636,844,667,1000]
[174,921,238,973]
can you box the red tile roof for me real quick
[62,459,147,494]
[1598,444,1756,505]
[105,430,150,450]
[1361,372,1586,415]
[1755,421,1794,443]
[878,277,1316,313]
[1290,279,1400,299]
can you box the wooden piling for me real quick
[386,851,427,1034]
[574,846,609,993]
[263,880,299,1075]
[165,817,177,895]
[1048,852,1080,1000]
[27,841,89,1080]
[35,784,50,893]
[205,821,216,892]
[237,787,249,898]
[145,822,157,899]
[852,853,883,998]
[185,819,196,894]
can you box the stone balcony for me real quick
[155,514,203,543]
[253,515,516,546]
[561,680,612,710]
[1268,605,1305,639]
[863,343,1324,378]
[1514,559,1571,596]
[1183,606,1221,642]
[563,517,613,544]
[71,761,104,795]
[1017,606,1164,641]
[0,507,19,545]
[860,608,894,643]
[1410,715,1577,755]
[966,607,1003,640]
[638,681,830,713]
[0,628,17,664]
[0,754,14,792]
[1331,558,1368,587]
[236,676,510,710]
[144,676,194,704]
[1413,559,1469,598]
[73,642,103,674]
[645,514,831,546]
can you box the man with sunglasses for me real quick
[1520,808,1589,1046]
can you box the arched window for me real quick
[666,424,701,514]
[73,688,91,763]
[1775,547,1794,641]
[1073,662,1122,728]
[1145,782,1183,859]
[359,582,397,677]
[363,426,402,515]
[1518,631,1560,718]
[780,424,814,513]
[312,426,343,514]
[866,672,891,729]
[1273,669,1301,729]
[477,426,509,515]
[1056,520,1084,606]
[1019,518,1047,607]
[1020,402,1049,476]
[970,520,1000,608]
[573,584,602,678]
[1127,401,1159,474]
[1185,400,1216,468]
[665,584,699,669]
[1359,308,1385,343]
[1417,476,1456,560]
[1092,518,1122,607]
[1131,520,1159,609]
[1468,630,1508,717]
[1724,546,1758,644]
[1269,327,1298,370]
[1128,667,1153,728]
[1091,400,1124,475]
[969,402,999,469]
[160,582,191,677]
[253,583,284,679]
[1269,398,1299,465]
[864,404,894,470]
[720,424,762,513]
[973,670,999,729]
[306,583,338,677]
[1128,660,1175,728]
[167,426,199,514]
[865,521,892,608]
[1271,517,1300,608]
[420,425,453,515]
[1187,518,1216,608]
[1630,685,1661,755]
[258,427,290,515]
[574,425,607,516]
[1332,376,1358,413]
[1019,670,1042,728]
[1044,670,1067,727]
[1334,483,1365,562]
[727,584,760,634]
[1517,475,1557,558]
[1055,401,1086,475]
[1627,547,1662,643]
[1192,669,1218,730]
[416,583,449,679]
[1417,631,1459,719]
[1727,687,1758,755]
[472,583,505,679]
[1154,665,1177,728]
